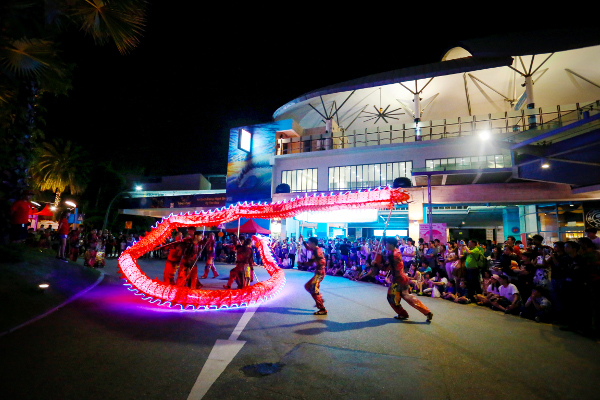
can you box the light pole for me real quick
[102,186,142,232]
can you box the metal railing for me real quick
[275,100,600,155]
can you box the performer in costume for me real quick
[177,231,203,289]
[163,231,183,284]
[302,237,327,315]
[224,238,253,289]
[200,233,219,279]
[383,237,433,321]
[242,238,255,287]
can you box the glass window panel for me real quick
[380,163,387,185]
[291,170,296,191]
[350,166,357,189]
[368,165,375,187]
[426,160,434,169]
[340,166,346,190]
[393,163,399,180]
[346,166,351,189]
[387,163,393,181]
[328,167,333,190]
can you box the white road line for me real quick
[0,271,105,338]
[187,305,259,400]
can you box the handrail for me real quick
[275,100,600,155]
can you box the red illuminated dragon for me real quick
[118,187,410,309]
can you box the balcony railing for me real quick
[275,101,600,155]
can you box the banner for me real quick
[419,223,448,243]
[226,120,293,205]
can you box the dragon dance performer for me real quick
[200,233,219,279]
[242,238,255,287]
[176,231,204,289]
[383,237,433,322]
[303,237,327,315]
[162,231,183,284]
[224,238,254,289]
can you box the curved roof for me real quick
[274,28,600,132]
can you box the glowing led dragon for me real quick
[117,187,410,309]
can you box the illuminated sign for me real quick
[294,209,378,223]
[374,229,408,237]
[239,129,252,152]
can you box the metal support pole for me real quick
[427,175,433,242]
[237,218,241,238]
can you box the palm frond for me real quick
[30,139,91,195]
[70,0,146,54]
[0,37,63,78]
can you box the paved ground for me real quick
[1,257,599,400]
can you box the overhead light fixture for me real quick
[541,158,550,169]
[65,201,76,208]
[135,185,143,191]
[50,206,57,211]
[479,130,491,140]
[38,283,49,290]
[31,201,41,207]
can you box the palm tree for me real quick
[30,139,91,205]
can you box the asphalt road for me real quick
[1,257,599,400]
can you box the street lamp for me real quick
[65,201,77,209]
[102,186,142,232]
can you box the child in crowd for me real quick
[475,274,501,307]
[441,280,456,300]
[282,253,291,269]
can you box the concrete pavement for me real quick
[1,257,599,400]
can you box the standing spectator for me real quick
[402,239,416,272]
[289,239,297,269]
[584,228,600,250]
[463,239,484,300]
[9,190,34,243]
[506,236,521,257]
[444,242,459,279]
[68,226,84,262]
[56,211,71,261]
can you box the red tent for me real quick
[34,204,54,217]
[226,219,271,234]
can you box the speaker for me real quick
[392,177,412,188]
[275,183,291,193]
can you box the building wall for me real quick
[272,136,510,192]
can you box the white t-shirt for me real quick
[402,245,416,262]
[499,284,520,302]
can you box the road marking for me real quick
[187,305,259,400]
[0,271,105,338]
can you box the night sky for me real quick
[40,10,583,177]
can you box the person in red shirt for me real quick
[303,237,328,315]
[56,211,71,261]
[9,190,33,243]
[383,237,433,321]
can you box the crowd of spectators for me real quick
[268,230,600,338]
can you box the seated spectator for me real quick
[281,253,291,269]
[520,286,552,323]
[375,270,391,286]
[443,280,470,304]
[423,270,447,298]
[217,249,227,263]
[481,270,493,293]
[441,279,456,300]
[491,274,521,314]
[475,274,501,307]
[517,251,537,301]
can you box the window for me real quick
[328,161,412,190]
[426,154,505,170]
[281,168,318,192]
[239,129,252,153]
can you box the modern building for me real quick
[225,29,600,244]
